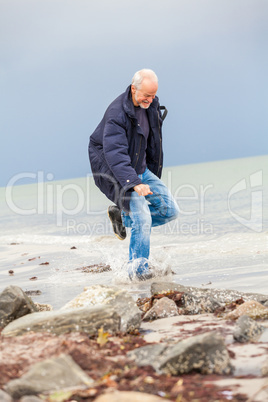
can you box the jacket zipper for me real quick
[157,110,162,176]
[134,135,142,169]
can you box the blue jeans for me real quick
[122,168,179,264]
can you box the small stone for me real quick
[262,359,268,376]
[233,315,266,343]
[0,286,37,328]
[25,290,42,296]
[181,292,222,315]
[143,297,178,321]
[75,264,111,273]
[225,300,268,320]
[34,302,53,312]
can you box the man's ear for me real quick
[131,84,136,94]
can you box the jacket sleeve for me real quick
[103,117,142,191]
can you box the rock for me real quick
[233,315,266,343]
[0,331,131,387]
[262,359,268,376]
[259,328,268,342]
[25,290,42,296]
[143,297,178,321]
[0,389,13,402]
[225,300,268,320]
[61,285,141,332]
[4,354,93,399]
[151,282,193,297]
[127,344,168,369]
[151,282,268,305]
[76,263,111,273]
[0,286,37,328]
[137,290,222,317]
[181,292,222,314]
[128,331,233,375]
[94,391,172,402]
[34,302,53,312]
[2,305,120,337]
[160,331,233,375]
[20,396,43,402]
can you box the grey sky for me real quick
[1,0,267,186]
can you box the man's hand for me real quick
[134,184,153,196]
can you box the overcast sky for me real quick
[1,0,267,186]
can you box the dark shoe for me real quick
[128,258,154,281]
[136,269,153,281]
[136,264,153,281]
[108,205,126,240]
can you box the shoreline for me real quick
[1,238,268,311]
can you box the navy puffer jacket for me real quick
[88,85,165,212]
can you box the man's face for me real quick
[131,78,158,109]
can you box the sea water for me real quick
[0,155,267,309]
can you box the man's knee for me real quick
[167,201,179,220]
[132,212,152,229]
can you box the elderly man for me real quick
[88,69,179,280]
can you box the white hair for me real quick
[131,69,158,90]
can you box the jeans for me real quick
[122,168,179,264]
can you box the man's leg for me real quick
[124,191,152,280]
[122,168,179,277]
[142,168,179,227]
[127,191,152,261]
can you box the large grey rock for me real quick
[20,397,43,402]
[147,284,221,315]
[61,285,141,332]
[158,331,233,375]
[2,305,120,337]
[143,297,178,321]
[233,315,266,343]
[151,282,268,305]
[4,354,93,399]
[0,389,13,402]
[128,331,233,375]
[0,286,37,328]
